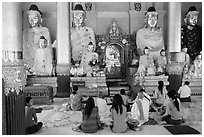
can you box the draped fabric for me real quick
[71,26,96,62]
[136,28,164,59]
[23,27,51,70]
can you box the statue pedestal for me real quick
[26,76,58,97]
[70,76,108,96]
[182,77,202,95]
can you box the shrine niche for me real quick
[96,19,128,78]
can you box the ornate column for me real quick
[2,2,26,96]
[56,2,71,97]
[166,2,184,92]
[2,2,26,134]
[56,2,71,75]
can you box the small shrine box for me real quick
[23,86,53,105]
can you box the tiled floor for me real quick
[34,96,202,135]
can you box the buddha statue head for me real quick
[39,36,47,48]
[184,6,199,28]
[73,4,86,29]
[87,42,94,52]
[160,49,166,56]
[143,47,149,55]
[27,4,42,28]
[144,7,158,28]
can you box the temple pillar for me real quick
[2,2,26,134]
[56,2,71,97]
[166,2,184,92]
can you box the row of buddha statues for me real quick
[22,4,202,78]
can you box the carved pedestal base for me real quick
[70,76,108,96]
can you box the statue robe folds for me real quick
[136,28,164,58]
[23,27,51,70]
[33,47,53,76]
[71,27,96,62]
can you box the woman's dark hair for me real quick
[167,90,180,111]
[84,97,95,118]
[158,81,164,95]
[25,96,32,106]
[111,94,124,114]
[120,89,126,95]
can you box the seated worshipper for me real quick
[153,81,169,107]
[131,89,151,124]
[135,47,156,77]
[80,42,99,76]
[181,6,202,61]
[33,36,53,76]
[161,90,183,125]
[136,7,165,59]
[189,53,202,77]
[95,92,110,118]
[25,97,43,134]
[155,49,167,75]
[128,80,143,101]
[120,89,130,111]
[178,81,191,102]
[70,86,83,111]
[110,94,128,133]
[73,97,102,133]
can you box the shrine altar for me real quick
[70,76,108,96]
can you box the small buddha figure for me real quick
[80,42,99,76]
[136,7,165,59]
[33,36,53,76]
[189,53,202,77]
[23,4,51,74]
[181,6,202,61]
[71,4,96,63]
[134,47,156,77]
[181,48,190,67]
[155,49,167,75]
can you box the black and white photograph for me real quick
[1,1,202,135]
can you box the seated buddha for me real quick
[136,7,165,60]
[134,47,156,77]
[189,53,202,78]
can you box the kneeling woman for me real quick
[76,97,102,133]
[161,90,183,125]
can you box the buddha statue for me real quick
[71,4,96,64]
[134,47,156,77]
[155,49,167,75]
[136,7,165,60]
[33,36,53,76]
[189,53,202,77]
[23,4,51,75]
[181,6,202,61]
[80,42,99,76]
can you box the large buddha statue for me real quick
[71,4,96,64]
[181,6,202,61]
[136,7,165,59]
[23,4,52,75]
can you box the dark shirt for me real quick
[181,25,202,60]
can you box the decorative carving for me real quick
[4,87,23,96]
[85,2,92,11]
[167,62,185,75]
[134,2,142,11]
[56,64,70,76]
[2,62,26,89]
